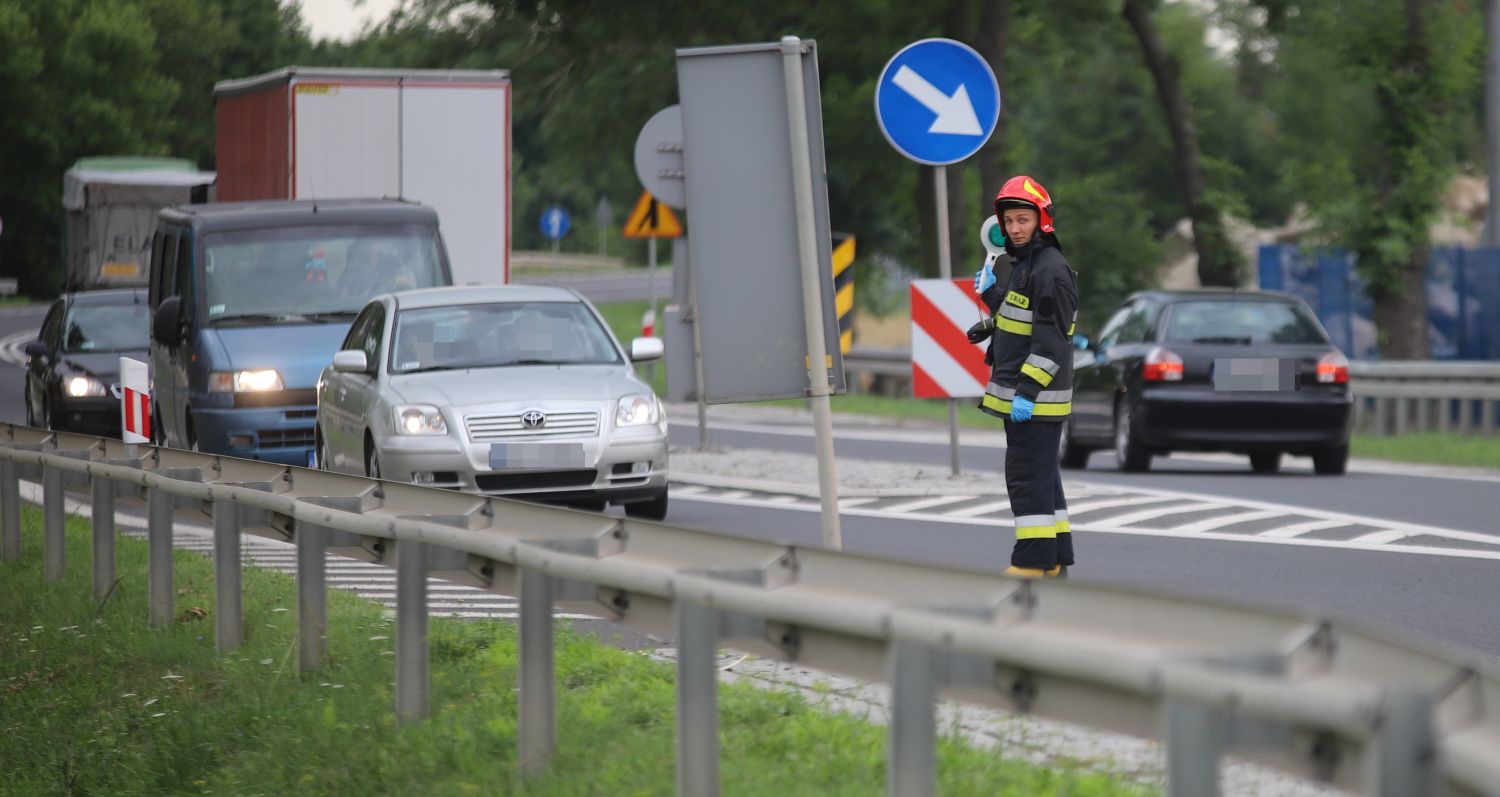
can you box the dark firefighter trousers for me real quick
[1003,418,1074,570]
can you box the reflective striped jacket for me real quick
[978,242,1078,421]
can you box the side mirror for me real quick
[332,349,370,373]
[152,296,184,346]
[630,337,664,363]
[23,340,49,362]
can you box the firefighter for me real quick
[967,176,1078,578]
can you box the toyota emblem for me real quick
[521,410,546,429]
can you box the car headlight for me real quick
[394,405,448,435]
[616,394,660,428]
[65,376,106,398]
[209,370,285,393]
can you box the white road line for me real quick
[1168,510,1289,535]
[671,485,707,496]
[943,499,1013,519]
[878,495,972,514]
[1351,529,1412,545]
[1064,495,1181,516]
[1256,519,1350,539]
[716,490,751,500]
[837,497,877,509]
[1103,503,1234,529]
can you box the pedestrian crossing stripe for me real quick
[622,191,683,239]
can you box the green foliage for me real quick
[0,507,1150,795]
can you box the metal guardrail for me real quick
[845,346,1500,436]
[1,424,1498,797]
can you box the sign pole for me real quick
[552,238,560,276]
[781,36,842,550]
[934,166,962,477]
[685,234,710,451]
[647,235,659,382]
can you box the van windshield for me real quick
[202,224,446,324]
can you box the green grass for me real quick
[0,295,40,309]
[0,508,1146,796]
[1351,433,1500,470]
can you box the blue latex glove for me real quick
[973,258,997,294]
[1010,396,1034,423]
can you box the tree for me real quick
[1122,0,1242,287]
[1268,0,1483,358]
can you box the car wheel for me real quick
[365,440,382,480]
[1249,451,1282,474]
[1312,443,1349,476]
[624,490,669,521]
[1114,401,1152,473]
[1059,419,1091,470]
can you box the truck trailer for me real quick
[63,156,214,290]
[213,67,511,286]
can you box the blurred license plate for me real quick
[489,443,585,469]
[1212,358,1297,392]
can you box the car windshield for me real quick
[202,224,446,324]
[61,302,150,353]
[1163,300,1328,345]
[389,302,622,374]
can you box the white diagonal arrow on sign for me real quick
[891,65,983,136]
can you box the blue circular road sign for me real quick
[875,38,1001,166]
[540,205,571,241]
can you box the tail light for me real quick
[1317,351,1350,384]
[1141,347,1184,382]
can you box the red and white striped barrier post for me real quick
[120,357,151,444]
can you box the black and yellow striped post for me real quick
[832,233,856,354]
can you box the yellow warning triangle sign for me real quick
[622,191,683,239]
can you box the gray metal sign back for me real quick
[676,40,845,404]
[633,105,686,210]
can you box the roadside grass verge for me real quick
[1351,433,1500,470]
[1,508,1145,796]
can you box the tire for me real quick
[1312,443,1349,476]
[1114,400,1152,473]
[624,490,669,521]
[1249,451,1282,474]
[365,440,382,480]
[1059,419,1091,470]
[314,427,330,471]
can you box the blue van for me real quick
[148,199,452,464]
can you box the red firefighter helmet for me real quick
[993,175,1055,234]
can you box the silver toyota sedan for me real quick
[315,285,670,519]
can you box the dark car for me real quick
[25,289,150,436]
[1063,290,1352,475]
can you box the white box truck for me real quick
[63,156,215,290]
[213,67,511,285]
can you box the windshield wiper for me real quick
[503,358,569,366]
[300,310,359,322]
[1191,336,1253,345]
[212,312,312,324]
[396,365,458,375]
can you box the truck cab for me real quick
[148,199,452,465]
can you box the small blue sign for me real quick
[540,205,571,241]
[875,39,1000,166]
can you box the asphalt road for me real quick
[4,305,1497,664]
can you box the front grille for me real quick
[474,469,597,491]
[284,409,317,420]
[235,389,317,409]
[259,428,315,449]
[466,410,599,442]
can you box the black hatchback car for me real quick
[25,288,150,436]
[1062,290,1352,475]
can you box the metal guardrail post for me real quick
[148,486,174,628]
[297,519,328,672]
[396,539,428,724]
[91,475,114,602]
[1166,699,1223,797]
[887,643,936,797]
[214,502,242,652]
[1370,689,1437,797]
[1,459,18,563]
[519,566,555,773]
[676,599,720,797]
[43,465,64,581]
